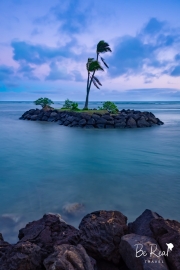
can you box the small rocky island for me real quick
[19,108,164,128]
[0,209,179,270]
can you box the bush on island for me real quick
[98,101,118,114]
[62,99,80,111]
[34,97,54,108]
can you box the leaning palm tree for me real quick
[83,40,111,109]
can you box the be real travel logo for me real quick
[134,242,174,264]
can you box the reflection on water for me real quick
[0,101,180,243]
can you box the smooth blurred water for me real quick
[0,101,180,243]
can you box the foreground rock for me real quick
[150,218,180,270]
[0,241,46,270]
[119,234,169,270]
[19,108,164,129]
[44,244,95,270]
[78,210,128,264]
[128,209,162,237]
[18,213,79,255]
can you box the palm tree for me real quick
[83,40,112,110]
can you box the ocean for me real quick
[0,101,180,243]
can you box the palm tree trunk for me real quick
[84,72,90,109]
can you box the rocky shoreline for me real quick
[19,108,164,128]
[0,209,179,270]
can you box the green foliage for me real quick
[71,102,79,111]
[34,97,54,108]
[97,40,112,53]
[62,99,73,109]
[62,99,79,111]
[87,60,104,72]
[98,101,118,114]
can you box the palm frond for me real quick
[92,80,100,89]
[88,60,104,72]
[97,40,112,54]
[86,58,94,71]
[101,57,109,68]
[93,76,102,86]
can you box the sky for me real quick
[0,0,180,101]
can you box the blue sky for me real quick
[0,0,180,101]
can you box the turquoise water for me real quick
[0,101,180,243]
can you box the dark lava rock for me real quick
[78,210,128,264]
[58,120,63,125]
[85,125,95,129]
[42,116,48,121]
[115,122,126,128]
[50,112,57,118]
[106,120,114,125]
[44,244,96,270]
[0,241,46,270]
[102,115,114,121]
[18,213,79,255]
[31,115,38,121]
[87,118,96,125]
[127,117,137,128]
[137,117,151,127]
[96,118,107,124]
[91,114,101,120]
[64,120,70,126]
[119,234,169,270]
[128,209,162,238]
[79,119,86,126]
[96,124,105,128]
[67,116,75,122]
[150,218,180,270]
[81,113,91,120]
[106,124,114,128]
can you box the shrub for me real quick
[34,97,54,108]
[98,101,118,114]
[62,99,79,111]
[62,99,73,109]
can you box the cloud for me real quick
[0,65,14,80]
[11,40,74,65]
[18,63,39,80]
[107,17,180,81]
[170,65,180,77]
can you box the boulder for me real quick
[87,118,96,125]
[58,120,63,125]
[81,113,91,120]
[91,114,101,120]
[50,112,57,118]
[64,120,70,126]
[96,118,107,124]
[18,213,79,255]
[102,115,114,121]
[67,116,75,122]
[106,125,114,128]
[150,218,180,270]
[0,241,46,270]
[115,122,126,128]
[31,115,38,121]
[127,117,137,128]
[96,124,105,128]
[78,210,128,264]
[137,117,151,127]
[79,119,87,126]
[71,121,78,127]
[85,125,95,128]
[119,234,169,270]
[106,120,114,125]
[41,116,48,121]
[44,244,96,270]
[128,209,162,238]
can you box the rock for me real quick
[102,115,114,121]
[106,120,114,125]
[148,116,158,124]
[115,122,126,128]
[64,120,70,126]
[157,119,164,125]
[79,119,87,126]
[47,117,55,122]
[85,125,95,128]
[81,113,91,120]
[67,116,75,122]
[50,112,57,118]
[119,234,169,270]
[96,124,105,128]
[0,241,46,270]
[137,117,151,127]
[96,118,107,124]
[18,213,79,255]
[44,244,95,270]
[71,121,78,127]
[62,203,84,215]
[106,125,114,128]
[42,116,48,121]
[91,114,101,120]
[127,117,137,128]
[78,210,128,264]
[150,218,180,270]
[87,118,95,125]
[128,209,162,238]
